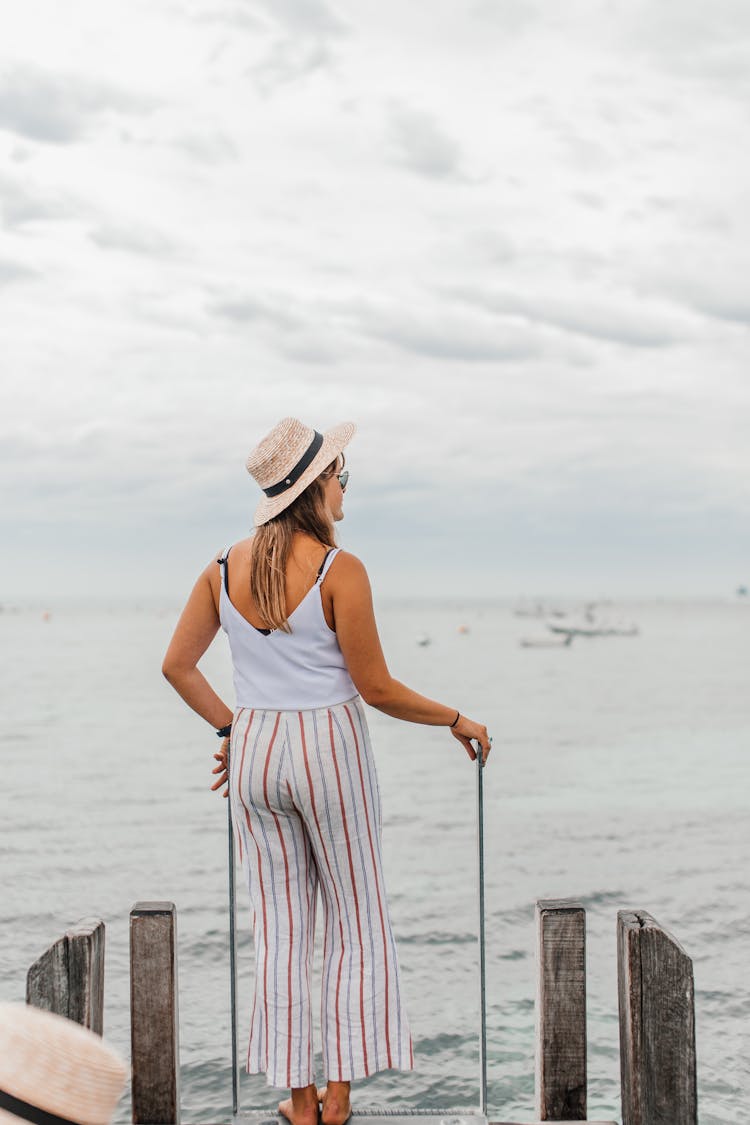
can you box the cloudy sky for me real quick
[1,0,749,601]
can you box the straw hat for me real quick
[246,417,356,527]
[0,1003,127,1125]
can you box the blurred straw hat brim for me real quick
[0,1003,127,1125]
[246,417,356,527]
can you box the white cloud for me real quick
[448,285,691,349]
[255,0,347,37]
[90,221,182,257]
[0,257,36,284]
[386,104,466,180]
[0,171,84,227]
[622,0,750,88]
[344,296,540,362]
[171,130,239,163]
[0,64,154,143]
[252,40,339,94]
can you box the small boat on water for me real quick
[520,633,574,648]
[416,632,431,647]
[547,617,639,638]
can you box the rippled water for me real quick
[1,599,748,1124]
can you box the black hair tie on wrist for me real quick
[216,724,232,738]
[450,710,460,728]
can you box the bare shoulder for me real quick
[227,535,255,557]
[329,549,370,585]
[206,537,253,571]
[200,550,224,610]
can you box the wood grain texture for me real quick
[535,900,586,1121]
[617,910,697,1125]
[130,902,181,1125]
[26,917,105,1033]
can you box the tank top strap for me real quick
[217,545,232,596]
[316,547,340,585]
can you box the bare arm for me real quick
[332,553,491,761]
[162,559,234,732]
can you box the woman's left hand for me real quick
[450,714,492,764]
[211,737,230,798]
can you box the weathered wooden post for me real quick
[617,910,697,1125]
[26,917,105,1034]
[130,902,181,1125]
[535,899,587,1121]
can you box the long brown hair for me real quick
[250,457,341,633]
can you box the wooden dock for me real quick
[234,1115,616,1125]
[23,897,698,1125]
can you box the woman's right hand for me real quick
[211,737,230,798]
[450,715,492,764]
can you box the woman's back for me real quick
[216,533,337,633]
[216,533,357,711]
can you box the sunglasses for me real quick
[336,470,349,491]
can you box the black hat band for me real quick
[0,1088,82,1125]
[263,431,324,498]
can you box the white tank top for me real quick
[218,546,357,711]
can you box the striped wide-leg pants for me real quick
[229,696,413,1089]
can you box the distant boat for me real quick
[520,633,573,648]
[548,617,639,638]
[416,633,431,647]
[737,585,748,597]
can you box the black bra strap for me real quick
[219,548,271,634]
[316,548,334,582]
[217,546,231,597]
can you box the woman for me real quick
[162,417,491,1125]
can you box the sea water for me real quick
[1,598,748,1123]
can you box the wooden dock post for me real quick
[26,917,105,1034]
[130,902,181,1125]
[535,899,587,1120]
[617,910,697,1125]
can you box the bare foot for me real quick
[278,1084,320,1125]
[318,1082,352,1125]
